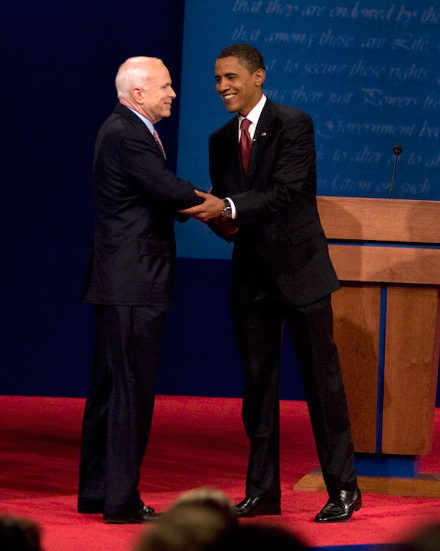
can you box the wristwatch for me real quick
[221,199,233,218]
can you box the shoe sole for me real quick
[104,517,157,524]
[237,505,282,518]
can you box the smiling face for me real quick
[117,58,176,124]
[215,56,265,117]
[139,61,176,123]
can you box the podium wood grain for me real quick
[382,286,440,455]
[332,285,380,453]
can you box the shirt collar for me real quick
[127,106,155,135]
[238,94,267,127]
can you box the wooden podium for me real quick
[294,197,440,497]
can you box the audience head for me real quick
[0,515,43,551]
[401,522,440,551]
[168,487,237,519]
[136,487,237,551]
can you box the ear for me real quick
[132,87,144,103]
[254,68,266,87]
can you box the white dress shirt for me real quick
[226,95,267,218]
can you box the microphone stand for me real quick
[389,144,402,199]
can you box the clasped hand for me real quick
[179,190,223,222]
[179,190,238,236]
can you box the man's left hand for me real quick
[179,190,224,222]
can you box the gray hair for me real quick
[115,56,163,99]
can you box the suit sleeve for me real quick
[228,113,316,224]
[119,131,202,210]
[95,117,201,210]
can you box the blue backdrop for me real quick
[1,0,439,404]
[176,0,440,258]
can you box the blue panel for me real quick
[177,0,440,260]
[355,453,421,478]
[376,286,388,453]
[317,545,402,551]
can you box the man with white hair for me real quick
[78,56,211,524]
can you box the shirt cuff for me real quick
[225,197,237,219]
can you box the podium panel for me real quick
[382,286,440,455]
[332,285,380,453]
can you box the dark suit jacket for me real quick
[85,103,200,306]
[209,98,340,307]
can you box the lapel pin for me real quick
[261,132,267,137]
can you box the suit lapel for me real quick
[114,103,156,144]
[221,103,277,191]
[246,101,275,185]
[224,117,246,191]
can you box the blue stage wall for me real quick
[176,0,440,258]
[1,1,439,405]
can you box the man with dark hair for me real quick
[180,43,360,523]
[217,43,265,73]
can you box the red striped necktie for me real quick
[153,129,166,159]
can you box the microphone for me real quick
[389,144,402,199]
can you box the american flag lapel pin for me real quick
[254,131,267,142]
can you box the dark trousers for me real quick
[78,304,167,515]
[232,283,357,500]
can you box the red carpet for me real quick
[1,396,440,550]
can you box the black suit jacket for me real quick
[209,99,340,306]
[85,103,200,306]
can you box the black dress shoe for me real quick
[77,498,104,514]
[235,496,281,518]
[104,505,160,524]
[314,487,362,523]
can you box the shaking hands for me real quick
[179,190,238,236]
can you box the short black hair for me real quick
[217,43,265,74]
